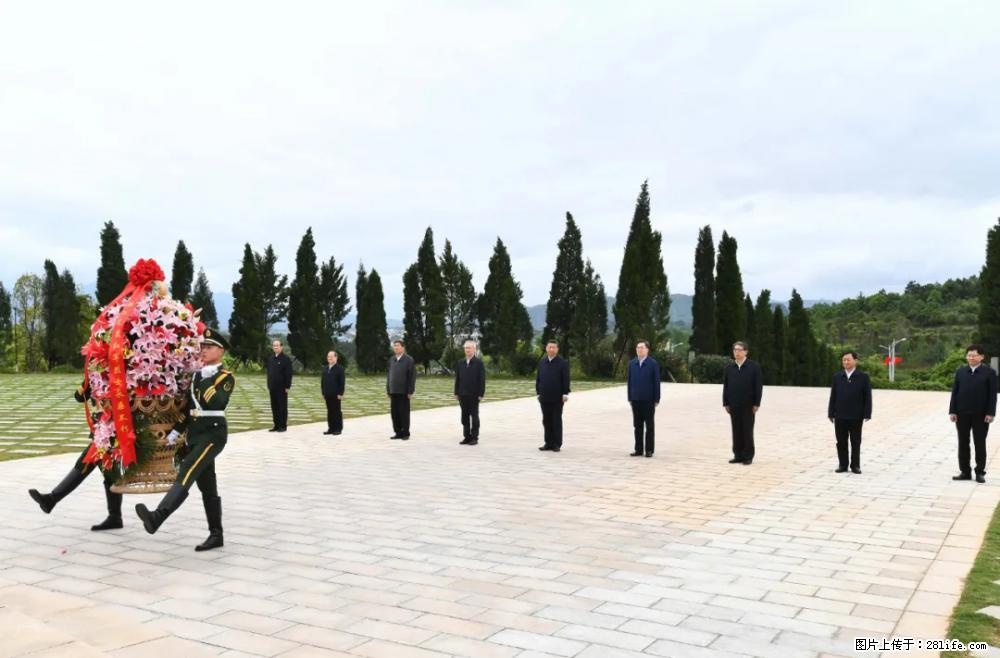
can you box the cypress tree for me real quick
[744,293,755,349]
[753,290,776,384]
[542,212,585,356]
[287,228,327,369]
[612,181,670,370]
[715,230,746,354]
[772,304,787,385]
[96,221,127,307]
[477,238,533,361]
[786,290,814,386]
[256,245,289,338]
[978,218,1000,357]
[355,265,391,374]
[0,282,12,361]
[439,240,476,344]
[58,269,82,366]
[13,274,45,371]
[319,256,351,346]
[42,260,61,368]
[170,240,195,302]
[572,259,609,374]
[689,225,717,354]
[229,246,265,363]
[403,228,446,371]
[191,268,218,328]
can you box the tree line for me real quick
[2,201,998,388]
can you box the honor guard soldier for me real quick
[136,328,235,551]
[28,378,124,531]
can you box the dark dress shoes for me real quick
[630,451,643,457]
[835,467,848,473]
[743,459,752,465]
[728,458,742,464]
[953,473,972,481]
[851,467,862,474]
[645,452,652,458]
[977,474,986,483]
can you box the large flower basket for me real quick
[80,258,204,493]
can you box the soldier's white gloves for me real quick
[166,430,180,446]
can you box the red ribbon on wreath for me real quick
[82,259,166,468]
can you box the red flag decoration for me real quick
[883,356,902,365]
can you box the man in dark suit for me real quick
[267,339,293,432]
[828,350,872,474]
[387,339,416,440]
[950,344,998,483]
[722,341,763,465]
[627,339,661,458]
[536,340,570,452]
[321,350,346,436]
[454,339,486,445]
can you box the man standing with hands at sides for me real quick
[536,340,570,452]
[321,350,345,436]
[722,341,763,465]
[387,339,416,440]
[267,339,293,432]
[454,339,486,445]
[828,351,872,474]
[627,340,660,458]
[950,345,998,483]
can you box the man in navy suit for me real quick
[722,341,763,465]
[627,340,661,458]
[950,344,998,483]
[454,340,486,445]
[321,350,346,435]
[828,350,872,474]
[536,340,570,452]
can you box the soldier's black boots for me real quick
[28,466,88,514]
[91,480,124,531]
[135,484,188,534]
[195,495,224,551]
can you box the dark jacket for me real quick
[828,370,872,420]
[321,363,346,398]
[722,359,763,408]
[536,355,570,402]
[454,356,486,398]
[267,353,293,391]
[949,365,998,416]
[627,357,661,403]
[387,353,416,395]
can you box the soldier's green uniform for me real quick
[136,328,235,551]
[28,380,124,531]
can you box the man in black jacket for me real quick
[387,340,416,439]
[321,350,346,435]
[950,344,998,483]
[454,339,486,445]
[828,350,873,474]
[536,340,570,452]
[722,341,763,465]
[267,339,293,432]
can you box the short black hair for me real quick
[636,339,651,350]
[546,340,559,346]
[967,344,985,356]
[393,339,405,347]
[732,341,747,351]
[841,350,858,360]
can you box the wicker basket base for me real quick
[110,414,183,494]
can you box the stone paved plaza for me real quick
[1,384,996,657]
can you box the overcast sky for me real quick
[2,1,998,319]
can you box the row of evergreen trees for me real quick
[688,225,838,385]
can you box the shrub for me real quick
[690,354,732,383]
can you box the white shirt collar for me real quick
[971,365,979,372]
[845,368,855,378]
[200,363,221,378]
[734,358,746,368]
[638,357,646,366]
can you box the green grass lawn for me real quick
[944,501,1000,656]
[0,373,619,462]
